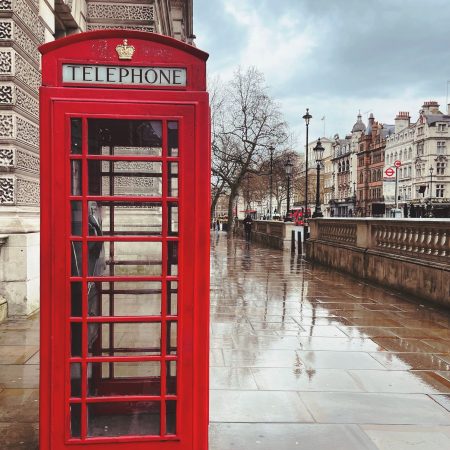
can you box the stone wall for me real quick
[235,220,298,251]
[0,0,192,319]
[306,218,450,308]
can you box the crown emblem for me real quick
[116,39,135,60]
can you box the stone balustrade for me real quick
[235,220,298,250]
[307,218,450,307]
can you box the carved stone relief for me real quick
[16,116,39,147]
[0,115,14,138]
[0,85,13,104]
[16,177,39,205]
[87,24,154,32]
[0,50,13,74]
[14,52,41,92]
[15,86,38,117]
[0,21,13,39]
[0,148,15,170]
[16,149,38,173]
[0,176,15,204]
[87,3,154,21]
[13,22,41,64]
[12,0,45,43]
[0,1,12,12]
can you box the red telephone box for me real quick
[39,31,210,450]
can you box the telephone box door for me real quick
[43,98,205,449]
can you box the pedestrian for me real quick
[243,214,253,242]
[216,218,220,233]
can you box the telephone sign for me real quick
[39,31,210,450]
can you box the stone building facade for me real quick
[0,0,194,319]
[384,101,450,217]
[356,113,394,217]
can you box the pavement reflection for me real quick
[210,235,450,450]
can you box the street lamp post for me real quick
[284,157,293,217]
[312,138,324,218]
[269,145,274,219]
[302,108,312,217]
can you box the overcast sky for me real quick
[194,0,450,151]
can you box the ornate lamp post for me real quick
[284,157,293,217]
[269,145,274,219]
[302,108,312,217]
[312,138,325,218]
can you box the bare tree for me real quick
[212,67,288,229]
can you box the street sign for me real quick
[394,160,402,168]
[385,167,395,177]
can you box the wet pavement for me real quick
[1,234,450,448]
[209,235,450,450]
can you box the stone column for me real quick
[0,0,44,317]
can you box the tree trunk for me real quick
[227,189,237,234]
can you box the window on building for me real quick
[408,148,412,160]
[436,184,444,197]
[437,162,446,175]
[437,123,447,132]
[437,141,446,154]
[408,166,412,177]
[417,126,424,136]
[407,187,411,199]
[417,143,424,155]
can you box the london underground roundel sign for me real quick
[385,167,395,177]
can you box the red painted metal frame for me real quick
[40,31,210,450]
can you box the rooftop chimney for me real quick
[421,101,441,115]
[395,111,410,133]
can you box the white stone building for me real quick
[384,101,450,217]
[0,0,194,319]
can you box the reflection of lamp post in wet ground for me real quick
[269,145,274,219]
[285,157,293,216]
[303,108,312,216]
[312,138,324,218]
[428,166,434,217]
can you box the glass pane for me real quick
[71,282,82,317]
[70,403,81,438]
[88,322,161,356]
[90,241,162,277]
[96,201,162,236]
[88,160,162,197]
[166,400,176,435]
[166,361,177,395]
[89,281,162,317]
[71,323,82,357]
[167,121,178,156]
[167,321,177,355]
[71,118,82,154]
[71,201,82,236]
[88,361,161,397]
[168,203,178,236]
[71,160,82,195]
[87,401,161,437]
[167,281,178,316]
[167,241,178,276]
[71,363,81,397]
[168,162,178,197]
[71,242,82,277]
[88,119,162,156]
